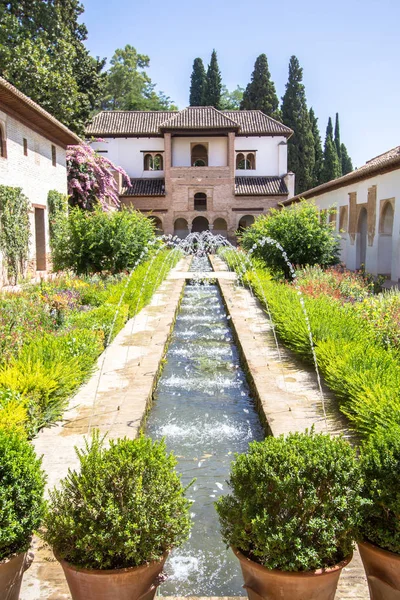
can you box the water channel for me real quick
[146,255,264,596]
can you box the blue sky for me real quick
[82,0,400,168]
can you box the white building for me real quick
[283,147,400,283]
[87,107,295,240]
[0,77,80,283]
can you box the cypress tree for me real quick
[309,107,323,187]
[281,56,315,195]
[341,143,353,175]
[321,118,341,183]
[203,49,222,109]
[334,113,342,172]
[240,54,281,120]
[189,58,206,106]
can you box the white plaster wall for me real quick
[171,137,227,167]
[310,169,400,281]
[234,136,287,176]
[0,110,68,267]
[91,137,165,178]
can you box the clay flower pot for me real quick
[56,552,168,600]
[233,547,352,600]
[358,540,400,599]
[0,552,32,600]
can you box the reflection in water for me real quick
[146,256,264,596]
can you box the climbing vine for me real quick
[0,185,31,283]
[47,189,68,246]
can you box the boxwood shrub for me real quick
[0,429,45,561]
[43,433,192,570]
[359,428,400,554]
[216,430,362,572]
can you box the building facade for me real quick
[283,147,400,283]
[87,106,294,239]
[0,77,80,283]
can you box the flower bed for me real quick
[0,250,180,437]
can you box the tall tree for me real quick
[341,143,353,175]
[203,50,222,109]
[101,45,176,111]
[0,1,105,135]
[334,113,342,172]
[321,118,341,183]
[281,56,315,194]
[240,54,281,120]
[220,85,244,110]
[309,108,323,187]
[189,58,206,106]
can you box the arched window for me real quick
[0,125,7,159]
[236,151,255,170]
[236,153,244,169]
[194,192,207,211]
[154,154,163,170]
[144,152,163,171]
[191,144,208,167]
[381,202,394,235]
[339,206,348,232]
[144,153,152,170]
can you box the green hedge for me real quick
[218,248,400,437]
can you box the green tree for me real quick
[189,58,206,106]
[220,85,244,110]
[341,143,353,175]
[309,108,323,187]
[321,118,341,183]
[101,45,176,111]
[240,54,281,120]
[334,113,342,172]
[203,49,222,109]
[281,56,315,194]
[0,1,105,135]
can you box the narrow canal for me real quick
[146,255,264,596]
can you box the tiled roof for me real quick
[0,76,81,145]
[235,176,288,196]
[86,108,293,137]
[224,110,292,136]
[160,106,239,130]
[86,111,176,136]
[121,178,165,197]
[284,145,400,205]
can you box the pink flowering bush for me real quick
[67,141,130,211]
[294,265,374,303]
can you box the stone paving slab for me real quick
[21,257,191,600]
[209,255,368,600]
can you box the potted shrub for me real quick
[42,433,192,600]
[215,429,362,600]
[0,429,45,600]
[358,428,400,599]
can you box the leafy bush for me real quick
[47,189,68,247]
[0,429,45,561]
[43,434,192,569]
[52,207,157,275]
[216,430,362,571]
[0,390,28,436]
[240,201,340,278]
[0,185,31,283]
[359,428,400,554]
[67,303,129,346]
[355,289,400,349]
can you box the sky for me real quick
[81,0,400,168]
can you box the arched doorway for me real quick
[356,208,368,269]
[378,201,394,275]
[238,215,255,231]
[213,218,227,237]
[191,144,208,167]
[174,218,189,239]
[148,216,163,236]
[192,216,209,233]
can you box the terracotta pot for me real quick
[358,540,400,599]
[233,547,352,600]
[56,552,168,600]
[0,552,32,600]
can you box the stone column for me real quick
[227,132,235,179]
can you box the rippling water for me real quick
[145,257,264,596]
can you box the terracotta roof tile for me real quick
[284,145,400,204]
[86,108,293,137]
[121,178,165,197]
[160,106,239,130]
[235,176,288,196]
[224,110,292,137]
